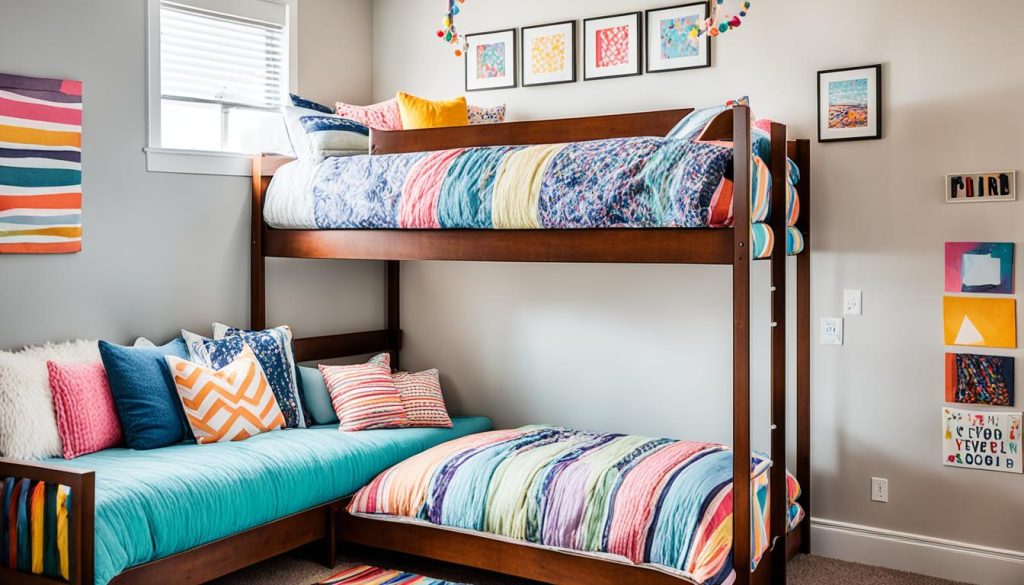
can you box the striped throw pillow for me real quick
[321,354,408,431]
[393,369,452,428]
[165,346,285,444]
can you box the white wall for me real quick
[372,0,1024,561]
[0,0,383,348]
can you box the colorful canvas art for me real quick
[660,15,701,59]
[0,72,82,254]
[943,297,1017,349]
[476,42,507,79]
[945,353,1015,406]
[945,242,1014,294]
[530,34,566,75]
[943,408,1022,474]
[596,25,630,68]
[827,78,869,129]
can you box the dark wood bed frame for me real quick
[0,107,810,585]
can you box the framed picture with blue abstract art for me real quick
[645,3,711,74]
[817,64,882,142]
[465,29,517,92]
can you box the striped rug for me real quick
[319,565,467,585]
[0,72,82,254]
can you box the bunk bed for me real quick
[252,106,812,585]
[0,106,810,585]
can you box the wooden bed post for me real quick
[731,105,752,585]
[387,260,401,370]
[251,156,269,331]
[790,139,812,554]
[768,123,789,583]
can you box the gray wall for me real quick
[372,0,1024,554]
[0,0,383,347]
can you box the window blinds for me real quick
[160,1,286,109]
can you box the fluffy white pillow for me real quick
[0,339,99,459]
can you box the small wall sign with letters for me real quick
[946,171,1015,203]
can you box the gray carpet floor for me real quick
[208,544,969,585]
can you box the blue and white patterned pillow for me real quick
[181,325,306,429]
[283,105,371,161]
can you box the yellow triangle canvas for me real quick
[943,296,1017,349]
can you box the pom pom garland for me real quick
[437,0,469,57]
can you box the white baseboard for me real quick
[810,518,1024,585]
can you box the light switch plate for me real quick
[821,318,844,345]
[871,477,889,503]
[844,289,862,316]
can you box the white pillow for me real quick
[0,339,100,460]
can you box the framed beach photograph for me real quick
[645,2,711,73]
[583,12,642,81]
[521,21,577,87]
[817,64,882,142]
[465,29,518,92]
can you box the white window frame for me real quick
[145,0,298,176]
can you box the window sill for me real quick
[144,147,255,177]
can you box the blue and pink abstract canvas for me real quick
[945,242,1014,294]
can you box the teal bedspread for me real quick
[50,417,493,585]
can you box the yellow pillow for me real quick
[396,92,470,130]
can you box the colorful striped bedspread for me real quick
[264,136,805,258]
[0,477,72,580]
[348,426,804,585]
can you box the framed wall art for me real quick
[583,12,642,81]
[465,29,518,92]
[817,64,882,142]
[645,2,711,73]
[0,72,82,254]
[521,21,577,87]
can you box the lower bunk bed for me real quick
[336,426,806,585]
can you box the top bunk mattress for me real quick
[264,135,804,257]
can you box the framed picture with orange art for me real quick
[817,64,882,142]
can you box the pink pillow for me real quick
[335,98,404,132]
[47,361,123,458]
[320,353,408,431]
[393,369,452,428]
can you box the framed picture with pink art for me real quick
[583,12,642,81]
[817,64,882,142]
[465,29,518,92]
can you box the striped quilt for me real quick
[266,135,804,258]
[349,426,803,585]
[0,73,82,254]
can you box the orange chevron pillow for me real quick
[165,346,286,444]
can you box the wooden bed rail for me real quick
[371,108,694,154]
[0,459,94,585]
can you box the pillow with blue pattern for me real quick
[284,94,370,160]
[181,325,306,429]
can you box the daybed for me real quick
[0,418,492,584]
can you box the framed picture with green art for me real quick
[817,64,882,142]
[465,29,518,92]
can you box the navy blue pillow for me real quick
[99,338,191,450]
[289,93,334,114]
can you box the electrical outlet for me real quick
[844,289,862,316]
[871,477,888,503]
[821,318,844,345]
